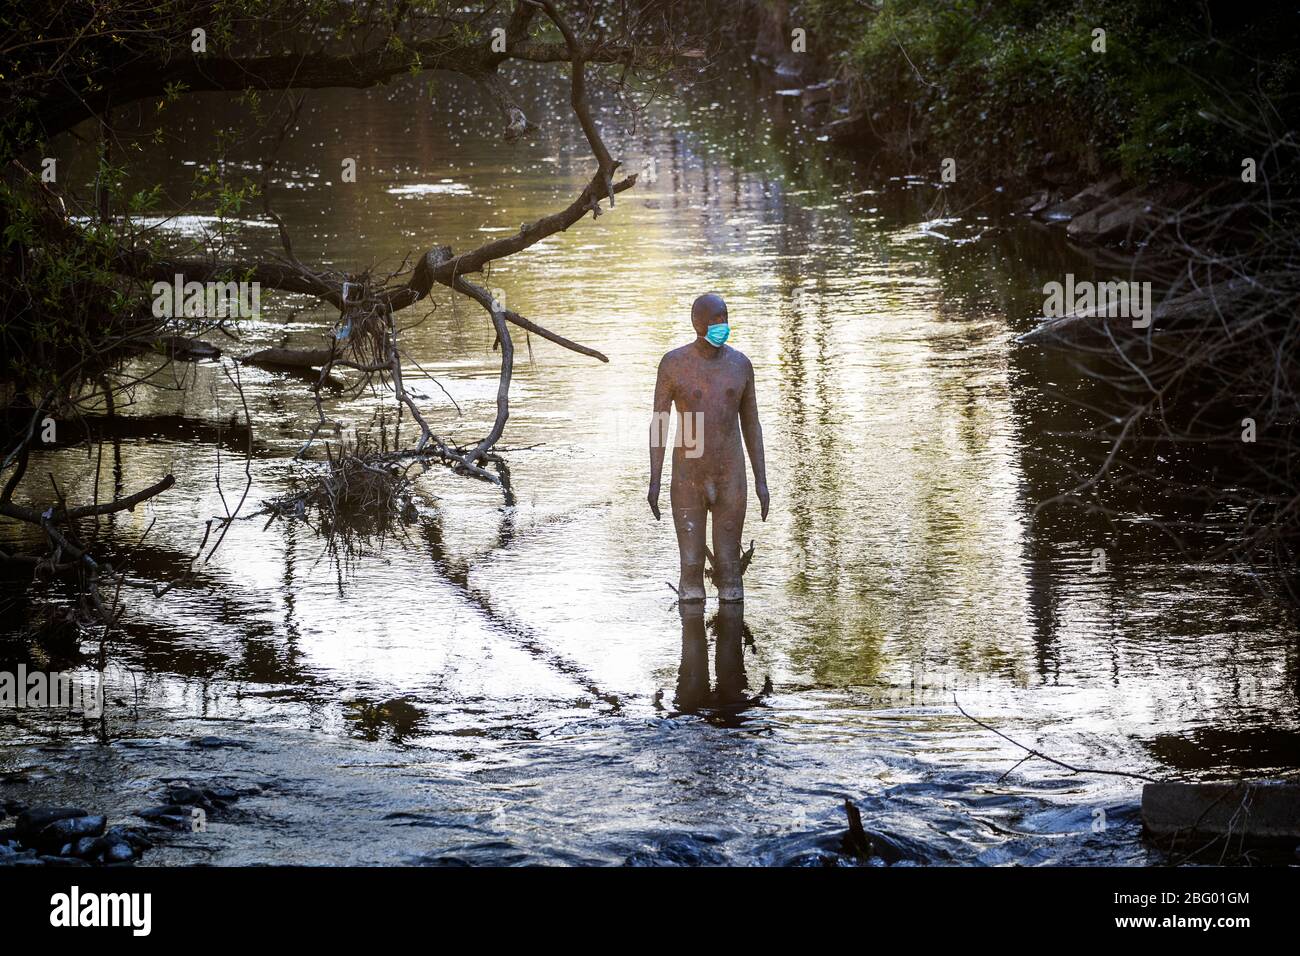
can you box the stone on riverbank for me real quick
[137,804,193,829]
[1142,781,1300,842]
[16,807,106,851]
[1038,175,1128,222]
[1064,181,1199,244]
[1017,275,1263,348]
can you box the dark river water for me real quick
[2,62,1297,865]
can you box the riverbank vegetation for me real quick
[766,0,1298,184]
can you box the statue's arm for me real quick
[648,356,673,520]
[739,359,769,520]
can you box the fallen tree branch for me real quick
[1,475,175,525]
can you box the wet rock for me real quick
[72,836,103,858]
[34,815,106,850]
[58,826,151,864]
[38,855,89,866]
[136,804,191,829]
[166,785,214,809]
[1065,181,1199,244]
[104,841,136,864]
[15,806,88,840]
[153,779,252,818]
[188,735,246,749]
[1020,189,1053,214]
[16,808,108,852]
[1092,200,1152,242]
[1064,186,1147,242]
[105,825,153,851]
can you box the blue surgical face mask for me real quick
[705,322,730,347]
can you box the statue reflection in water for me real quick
[671,601,771,723]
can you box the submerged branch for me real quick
[954,696,1160,784]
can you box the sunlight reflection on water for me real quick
[3,64,1296,866]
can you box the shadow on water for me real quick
[672,602,771,725]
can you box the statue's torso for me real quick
[664,343,749,485]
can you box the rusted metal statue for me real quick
[648,293,769,602]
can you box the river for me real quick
[2,61,1296,866]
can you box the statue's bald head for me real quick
[691,293,727,337]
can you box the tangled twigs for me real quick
[953,696,1160,784]
[264,439,418,553]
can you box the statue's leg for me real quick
[670,478,707,601]
[711,477,748,602]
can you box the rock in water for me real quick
[33,815,106,850]
[72,836,104,859]
[104,841,136,863]
[166,785,213,809]
[136,805,190,829]
[16,807,87,840]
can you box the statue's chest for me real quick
[680,368,745,409]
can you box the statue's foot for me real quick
[717,583,744,603]
[678,583,707,602]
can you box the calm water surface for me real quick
[2,65,1297,865]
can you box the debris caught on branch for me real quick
[264,438,418,550]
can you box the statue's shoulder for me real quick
[659,343,692,369]
[723,345,753,371]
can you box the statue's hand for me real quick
[648,481,661,521]
[756,481,770,521]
